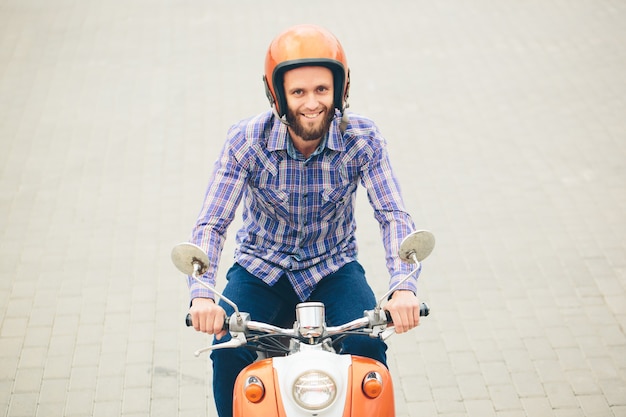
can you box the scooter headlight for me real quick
[293,371,337,410]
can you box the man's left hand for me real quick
[384,290,421,333]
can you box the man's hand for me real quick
[189,297,228,340]
[384,290,421,334]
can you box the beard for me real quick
[285,106,334,141]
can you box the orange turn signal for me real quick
[362,372,383,398]
[244,376,265,403]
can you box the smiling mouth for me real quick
[302,111,323,119]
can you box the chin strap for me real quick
[339,101,350,134]
[271,104,291,126]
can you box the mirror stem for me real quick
[376,253,422,310]
[411,252,420,265]
[191,262,242,321]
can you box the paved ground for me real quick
[1,1,625,416]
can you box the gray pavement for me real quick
[1,1,625,416]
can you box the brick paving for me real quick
[1,1,625,416]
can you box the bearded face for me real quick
[285,103,334,142]
[283,66,336,143]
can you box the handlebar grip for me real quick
[385,302,430,323]
[185,313,230,331]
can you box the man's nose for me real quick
[303,92,318,109]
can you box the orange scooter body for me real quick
[233,353,395,417]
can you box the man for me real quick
[187,24,422,417]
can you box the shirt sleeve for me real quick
[188,128,248,300]
[359,129,419,293]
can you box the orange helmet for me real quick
[263,24,350,118]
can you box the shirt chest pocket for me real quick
[315,162,354,221]
[318,183,352,221]
[251,187,290,221]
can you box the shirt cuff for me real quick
[188,277,216,301]
[388,268,419,294]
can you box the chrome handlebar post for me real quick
[326,316,372,335]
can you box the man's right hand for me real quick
[189,297,228,340]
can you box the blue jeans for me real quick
[210,261,387,417]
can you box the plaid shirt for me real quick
[189,110,417,301]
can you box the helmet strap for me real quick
[338,71,351,134]
[339,101,350,134]
[264,75,291,126]
[271,104,291,126]
[263,75,275,106]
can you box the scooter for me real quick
[171,230,435,417]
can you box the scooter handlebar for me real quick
[186,302,430,327]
